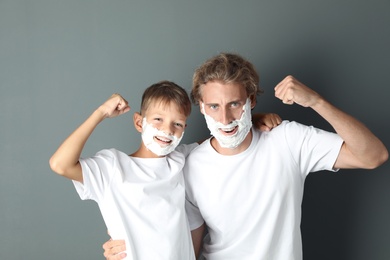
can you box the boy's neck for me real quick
[130,143,166,158]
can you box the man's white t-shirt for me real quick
[184,121,344,260]
[73,144,197,260]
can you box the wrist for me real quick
[92,108,107,123]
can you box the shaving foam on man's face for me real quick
[202,98,252,149]
[141,118,183,156]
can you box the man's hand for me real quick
[102,239,127,260]
[274,75,321,108]
[252,113,282,132]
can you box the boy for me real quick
[50,80,281,259]
[50,81,196,259]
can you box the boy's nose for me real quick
[161,123,174,136]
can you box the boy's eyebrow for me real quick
[175,115,188,122]
[148,112,187,122]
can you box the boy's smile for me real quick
[154,135,173,146]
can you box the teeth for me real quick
[155,136,171,143]
[220,126,236,132]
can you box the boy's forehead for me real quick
[145,99,187,118]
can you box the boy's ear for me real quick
[133,112,143,133]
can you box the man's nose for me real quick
[220,108,233,125]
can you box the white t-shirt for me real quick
[73,144,197,260]
[184,121,343,260]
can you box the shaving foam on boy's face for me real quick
[141,118,183,156]
[202,98,252,149]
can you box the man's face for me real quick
[199,81,254,149]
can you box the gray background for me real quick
[1,0,389,259]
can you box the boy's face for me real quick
[139,100,187,156]
[143,100,187,140]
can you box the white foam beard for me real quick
[202,98,252,149]
[141,118,183,156]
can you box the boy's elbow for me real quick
[49,156,65,176]
[49,157,82,182]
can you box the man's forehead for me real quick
[201,91,248,104]
[201,81,247,95]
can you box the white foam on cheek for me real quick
[141,118,183,156]
[202,99,252,149]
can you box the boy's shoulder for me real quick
[88,148,129,162]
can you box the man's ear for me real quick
[199,102,205,115]
[133,112,143,133]
[249,95,257,110]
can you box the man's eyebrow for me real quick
[204,102,218,106]
[205,100,242,106]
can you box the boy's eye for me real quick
[175,122,184,128]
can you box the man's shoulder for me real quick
[260,120,308,136]
[188,139,211,155]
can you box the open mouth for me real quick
[219,125,238,135]
[154,136,172,146]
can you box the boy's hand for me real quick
[252,113,282,132]
[102,239,127,260]
[98,93,131,119]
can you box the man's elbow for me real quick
[367,147,389,169]
[376,148,389,167]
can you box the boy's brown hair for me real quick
[141,81,191,117]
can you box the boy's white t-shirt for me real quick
[73,143,197,260]
[184,121,344,260]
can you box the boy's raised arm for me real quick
[49,94,130,182]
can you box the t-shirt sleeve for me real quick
[185,197,205,230]
[72,149,116,202]
[284,121,343,175]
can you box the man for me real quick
[104,53,388,259]
[186,52,387,259]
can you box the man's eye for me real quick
[210,105,218,110]
[231,102,240,108]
